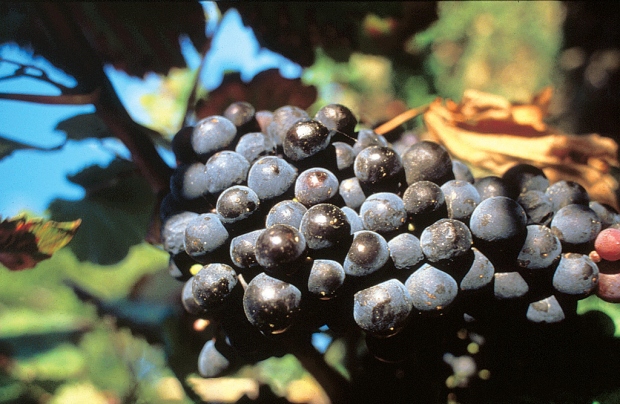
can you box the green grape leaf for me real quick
[48,159,155,265]
[0,135,64,161]
[195,69,317,120]
[0,215,81,271]
[55,113,114,141]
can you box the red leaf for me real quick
[0,215,81,271]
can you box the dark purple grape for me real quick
[169,162,209,201]
[267,105,309,146]
[359,192,406,234]
[353,145,404,193]
[229,229,263,269]
[181,276,206,316]
[405,263,458,312]
[192,263,238,310]
[341,206,364,233]
[517,190,554,226]
[216,185,260,224]
[198,339,232,378]
[314,103,358,137]
[353,279,413,337]
[460,247,494,291]
[452,160,474,183]
[526,295,565,323]
[552,253,599,296]
[224,101,260,134]
[242,272,302,334]
[247,156,298,201]
[333,141,355,171]
[343,230,390,277]
[401,140,454,186]
[545,180,590,212]
[191,115,237,159]
[351,129,389,155]
[265,199,307,228]
[589,201,620,229]
[502,163,549,199]
[299,203,351,249]
[388,233,424,270]
[307,259,346,299]
[294,167,339,206]
[339,177,366,209]
[283,119,332,161]
[419,218,472,263]
[441,179,481,222]
[517,225,562,270]
[171,126,197,165]
[235,132,277,164]
[474,176,510,201]
[493,272,529,299]
[254,224,306,270]
[184,213,229,260]
[550,204,601,246]
[161,211,199,255]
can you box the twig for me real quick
[0,88,100,105]
[373,104,430,135]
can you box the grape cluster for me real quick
[160,101,620,378]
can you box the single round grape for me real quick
[545,180,590,212]
[265,199,307,228]
[333,141,355,171]
[452,160,474,183]
[204,151,250,194]
[184,213,229,259]
[229,229,263,269]
[402,180,446,216]
[595,228,620,261]
[235,132,277,164]
[597,272,620,303]
[354,279,413,337]
[267,105,309,145]
[299,203,351,249]
[294,167,339,206]
[198,339,232,378]
[161,211,199,255]
[247,156,298,200]
[401,140,454,186]
[474,176,510,201]
[493,272,529,299]
[216,185,260,224]
[502,163,549,198]
[341,206,364,233]
[169,162,209,200]
[255,224,306,269]
[307,259,346,299]
[419,218,472,262]
[517,190,554,226]
[343,230,390,277]
[552,253,599,296]
[192,263,238,310]
[550,204,601,246]
[405,263,458,312]
[460,248,494,291]
[181,276,205,316]
[590,201,620,229]
[283,119,332,161]
[354,146,403,187]
[339,177,366,209]
[314,103,358,136]
[517,225,562,270]
[388,233,424,270]
[526,296,565,323]
[191,115,237,158]
[351,129,389,155]
[441,179,481,221]
[224,101,256,128]
[171,126,197,165]
[359,192,406,234]
[469,196,527,244]
[242,272,302,334]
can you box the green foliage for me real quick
[55,113,114,141]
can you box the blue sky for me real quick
[0,4,302,218]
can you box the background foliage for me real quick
[1,2,619,403]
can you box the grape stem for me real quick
[373,104,430,135]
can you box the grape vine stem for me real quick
[373,104,430,135]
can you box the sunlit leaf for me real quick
[11,343,86,381]
[0,308,93,339]
[49,382,112,404]
[186,376,259,402]
[0,215,81,271]
[48,159,155,265]
[55,113,114,140]
[195,69,317,119]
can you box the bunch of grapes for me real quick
[159,101,620,400]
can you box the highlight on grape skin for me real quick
[595,228,620,261]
